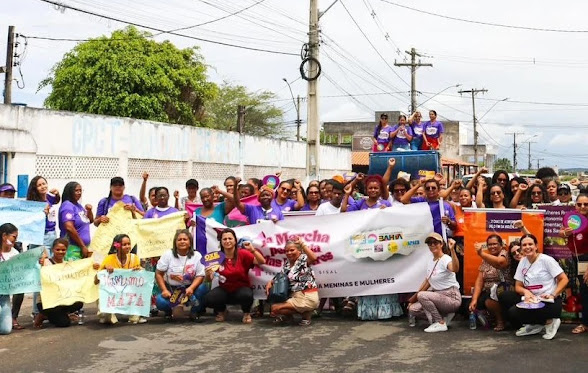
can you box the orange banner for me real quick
[463,208,545,295]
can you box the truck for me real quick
[368,150,442,179]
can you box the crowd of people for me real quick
[372,110,444,151]
[0,161,586,341]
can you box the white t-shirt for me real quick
[427,254,460,290]
[0,248,19,262]
[315,201,341,216]
[514,253,563,296]
[156,250,205,287]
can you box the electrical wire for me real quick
[380,0,588,33]
[34,0,299,56]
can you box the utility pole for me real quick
[3,26,15,105]
[506,132,524,171]
[395,48,432,113]
[306,0,320,179]
[237,105,245,133]
[296,95,301,141]
[526,141,536,170]
[237,105,246,178]
[458,88,488,166]
[537,158,544,170]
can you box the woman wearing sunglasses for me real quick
[560,194,588,334]
[524,184,549,208]
[504,234,568,340]
[476,182,507,209]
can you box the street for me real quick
[2,301,587,373]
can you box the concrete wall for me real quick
[0,105,351,208]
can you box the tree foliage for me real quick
[204,81,285,138]
[494,158,513,172]
[39,27,217,125]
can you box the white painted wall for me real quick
[0,104,351,211]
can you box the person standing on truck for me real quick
[372,113,393,152]
[408,111,424,150]
[390,115,414,151]
[421,110,444,150]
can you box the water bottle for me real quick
[78,309,84,325]
[469,311,477,330]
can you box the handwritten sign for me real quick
[89,202,135,256]
[97,269,154,317]
[40,258,99,308]
[0,199,46,245]
[134,212,186,259]
[0,246,43,295]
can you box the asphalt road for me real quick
[2,301,588,373]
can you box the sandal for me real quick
[493,323,505,332]
[12,320,24,330]
[572,324,587,334]
[299,319,311,326]
[242,314,252,324]
[34,313,46,329]
[215,311,227,322]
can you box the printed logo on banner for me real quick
[347,228,418,261]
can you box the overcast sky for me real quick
[3,0,588,169]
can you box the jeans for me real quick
[411,137,423,150]
[204,286,254,313]
[0,295,12,335]
[156,283,209,316]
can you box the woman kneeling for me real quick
[408,233,461,333]
[267,238,319,326]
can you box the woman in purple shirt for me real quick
[422,110,444,150]
[372,113,393,152]
[95,176,144,226]
[391,115,414,151]
[234,185,284,224]
[59,181,94,261]
[341,174,392,212]
[144,187,179,219]
[300,185,321,212]
[272,180,305,213]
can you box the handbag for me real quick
[492,271,513,301]
[268,272,290,303]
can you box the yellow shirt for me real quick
[99,253,141,270]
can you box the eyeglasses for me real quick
[490,191,502,195]
[577,203,588,207]
[393,189,406,193]
[511,248,522,255]
[558,190,570,196]
[426,241,441,247]
[531,191,542,196]
[425,186,438,191]
[280,187,292,192]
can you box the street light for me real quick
[282,78,302,141]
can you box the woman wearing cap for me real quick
[174,179,200,211]
[555,184,573,205]
[408,234,460,332]
[204,229,266,324]
[408,111,424,150]
[390,114,414,151]
[469,234,511,331]
[233,185,284,223]
[560,194,588,334]
[267,237,319,326]
[505,234,568,340]
[421,110,444,150]
[0,183,16,198]
[372,113,393,152]
[59,181,94,260]
[95,177,144,226]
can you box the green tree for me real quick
[494,158,513,172]
[204,81,285,138]
[39,26,217,125]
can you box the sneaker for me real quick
[515,324,543,337]
[543,318,561,340]
[444,313,455,327]
[424,322,448,333]
[128,316,147,324]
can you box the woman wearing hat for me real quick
[372,113,393,152]
[0,183,16,198]
[95,177,144,226]
[408,233,460,332]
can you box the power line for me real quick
[35,0,298,56]
[380,0,588,33]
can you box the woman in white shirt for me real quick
[408,232,460,333]
[508,234,568,340]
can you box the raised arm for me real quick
[400,179,424,204]
[139,172,149,205]
[231,182,245,213]
[381,158,396,201]
[465,167,488,191]
[293,180,305,210]
[509,183,528,208]
[440,179,462,200]
[475,176,486,208]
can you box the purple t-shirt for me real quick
[59,200,91,246]
[412,122,424,139]
[244,204,284,224]
[373,125,394,147]
[300,203,319,211]
[45,194,58,233]
[347,198,392,211]
[96,194,144,217]
[423,121,444,139]
[144,206,179,219]
[392,124,414,147]
[271,198,296,212]
[410,196,455,236]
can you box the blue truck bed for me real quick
[368,151,441,180]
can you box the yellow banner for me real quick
[89,202,135,256]
[134,212,186,259]
[40,258,99,309]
